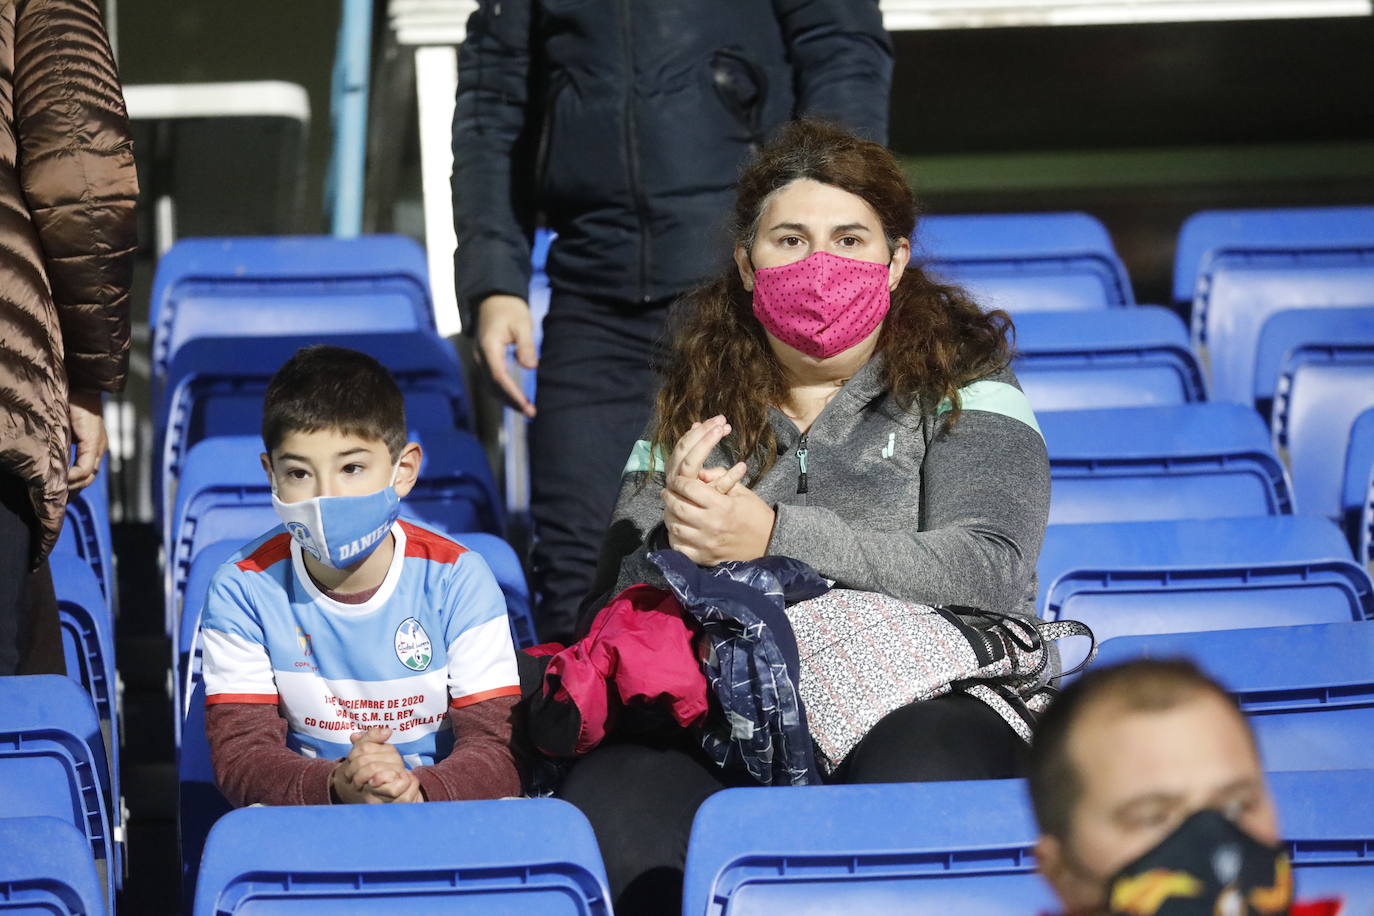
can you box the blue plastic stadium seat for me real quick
[173,540,242,746]
[1272,345,1374,521]
[53,468,115,607]
[150,235,436,386]
[1345,409,1374,543]
[1268,770,1374,906]
[1173,206,1374,306]
[1012,307,1205,410]
[0,817,107,916]
[1040,404,1292,524]
[191,799,610,915]
[916,212,1133,312]
[1362,469,1374,568]
[683,780,1053,916]
[179,679,231,914]
[155,330,470,530]
[1184,220,1374,405]
[0,676,114,909]
[1038,516,1373,669]
[50,553,121,863]
[1251,306,1374,415]
[1094,623,1374,772]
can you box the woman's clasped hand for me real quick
[660,415,774,567]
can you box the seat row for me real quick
[164,768,1374,915]
[175,620,1374,914]
[8,617,1371,914]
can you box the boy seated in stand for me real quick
[200,345,522,805]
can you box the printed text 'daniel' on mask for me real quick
[272,465,403,569]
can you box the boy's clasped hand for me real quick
[330,727,423,804]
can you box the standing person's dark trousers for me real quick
[0,473,62,676]
[528,291,673,643]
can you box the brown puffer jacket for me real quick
[0,0,138,564]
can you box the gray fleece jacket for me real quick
[593,359,1051,629]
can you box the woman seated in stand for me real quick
[559,119,1051,914]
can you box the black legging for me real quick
[558,692,1025,915]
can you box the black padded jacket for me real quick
[451,0,891,324]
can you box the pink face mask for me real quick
[751,250,892,359]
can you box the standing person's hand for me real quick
[67,389,106,492]
[476,294,538,418]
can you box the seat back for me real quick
[1251,306,1374,413]
[191,799,612,915]
[0,676,114,907]
[1012,306,1205,410]
[155,330,470,527]
[1096,623,1374,771]
[1344,408,1374,544]
[1192,246,1374,405]
[1038,516,1373,668]
[683,781,1053,916]
[179,679,232,914]
[173,540,243,744]
[0,817,107,916]
[1041,404,1292,524]
[1362,467,1374,569]
[1174,206,1374,305]
[50,554,121,856]
[1273,346,1374,519]
[1269,769,1374,906]
[54,469,115,607]
[150,235,436,385]
[917,212,1132,312]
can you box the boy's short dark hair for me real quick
[262,345,407,459]
[1027,659,1248,842]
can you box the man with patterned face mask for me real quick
[1028,659,1342,916]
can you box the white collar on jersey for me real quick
[290,520,408,616]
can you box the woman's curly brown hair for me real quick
[650,119,1014,480]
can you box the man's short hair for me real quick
[1027,659,1247,841]
[262,345,407,460]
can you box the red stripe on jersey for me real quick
[205,692,279,705]
[450,685,521,709]
[235,533,293,573]
[401,520,469,565]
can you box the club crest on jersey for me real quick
[395,617,432,671]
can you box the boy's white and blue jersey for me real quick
[200,519,520,767]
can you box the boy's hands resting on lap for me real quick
[331,727,424,804]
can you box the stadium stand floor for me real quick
[115,521,179,914]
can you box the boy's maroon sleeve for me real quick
[412,695,522,801]
[206,702,338,806]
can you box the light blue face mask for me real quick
[271,464,403,569]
